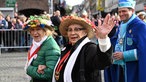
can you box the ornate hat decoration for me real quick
[59,15,96,39]
[24,15,53,30]
[118,0,136,9]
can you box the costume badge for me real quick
[119,38,123,45]
[129,29,132,34]
[127,37,133,45]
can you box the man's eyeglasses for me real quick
[66,27,86,32]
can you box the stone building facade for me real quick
[0,0,50,17]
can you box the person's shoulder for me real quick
[50,16,55,19]
[130,17,146,26]
[2,19,8,27]
[43,36,60,49]
[84,42,96,48]
[46,36,56,42]
[130,18,146,32]
[2,19,7,23]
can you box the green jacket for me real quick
[27,36,60,81]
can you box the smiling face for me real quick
[67,24,87,45]
[118,7,134,23]
[29,26,46,42]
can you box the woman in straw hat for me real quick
[137,11,146,22]
[52,14,115,82]
[24,15,60,82]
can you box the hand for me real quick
[0,24,4,26]
[11,26,14,30]
[37,65,46,74]
[94,14,116,39]
[113,52,124,60]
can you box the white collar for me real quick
[32,36,47,47]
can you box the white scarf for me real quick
[52,37,90,82]
[24,36,47,70]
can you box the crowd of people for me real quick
[1,0,146,82]
[0,10,64,52]
[0,11,31,52]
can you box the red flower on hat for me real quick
[84,18,96,29]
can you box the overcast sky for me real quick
[65,0,84,6]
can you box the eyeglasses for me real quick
[66,27,86,32]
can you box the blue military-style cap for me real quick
[118,0,136,9]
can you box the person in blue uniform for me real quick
[104,0,146,82]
